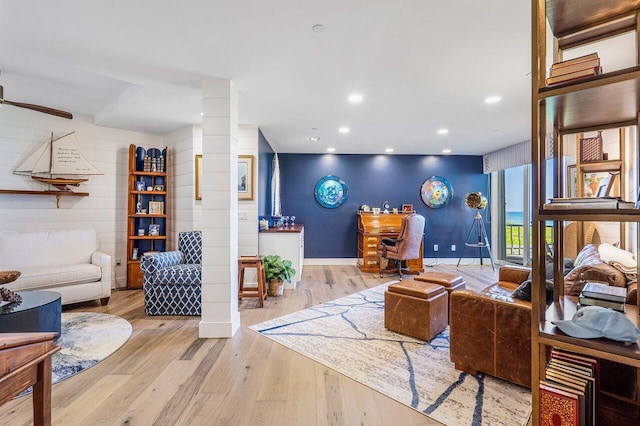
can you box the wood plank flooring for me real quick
[0,264,500,426]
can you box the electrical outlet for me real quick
[116,257,122,266]
[433,244,439,252]
[451,244,456,251]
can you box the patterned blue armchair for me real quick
[140,231,202,315]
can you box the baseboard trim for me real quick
[199,312,241,338]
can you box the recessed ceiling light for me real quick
[437,128,449,135]
[200,112,204,116]
[442,149,452,154]
[309,136,320,142]
[348,94,363,103]
[312,24,326,33]
[338,127,350,134]
[327,147,336,152]
[385,148,394,153]
[485,96,502,104]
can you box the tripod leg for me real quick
[458,217,479,267]
[479,219,496,271]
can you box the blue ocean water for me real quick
[506,211,524,224]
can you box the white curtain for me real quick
[271,152,281,217]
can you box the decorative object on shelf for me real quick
[402,204,413,213]
[595,174,615,198]
[579,131,603,163]
[135,180,145,191]
[131,248,139,260]
[13,131,102,191]
[457,192,494,271]
[238,155,255,200]
[263,254,296,297]
[136,194,142,213]
[420,176,453,209]
[153,184,164,191]
[148,224,160,236]
[195,154,202,200]
[372,207,381,214]
[360,204,371,213]
[149,201,164,215]
[566,165,577,198]
[583,170,618,198]
[314,175,348,209]
[381,201,391,213]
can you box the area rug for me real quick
[20,312,132,395]
[250,283,532,426]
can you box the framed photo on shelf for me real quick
[149,201,164,215]
[195,154,202,200]
[402,204,413,213]
[582,171,618,198]
[154,184,164,191]
[148,224,160,236]
[238,155,254,200]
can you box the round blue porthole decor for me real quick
[421,176,453,209]
[314,175,348,209]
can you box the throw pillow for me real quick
[573,244,601,268]
[563,262,627,296]
[512,279,553,302]
[598,243,636,268]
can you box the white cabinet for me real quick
[258,225,304,289]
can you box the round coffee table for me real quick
[0,291,62,336]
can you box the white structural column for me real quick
[199,79,241,338]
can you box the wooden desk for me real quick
[0,332,60,426]
[357,213,424,273]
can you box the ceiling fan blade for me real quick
[3,99,73,120]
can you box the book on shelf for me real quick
[578,294,625,312]
[581,282,627,303]
[545,199,636,210]
[550,57,601,77]
[546,66,602,86]
[549,197,619,203]
[539,382,582,426]
[551,53,599,70]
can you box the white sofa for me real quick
[0,229,112,306]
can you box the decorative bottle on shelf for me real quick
[136,194,142,213]
[143,155,151,172]
[151,157,157,172]
[158,154,164,172]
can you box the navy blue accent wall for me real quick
[257,129,274,217]
[278,154,489,259]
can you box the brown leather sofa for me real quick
[449,266,532,388]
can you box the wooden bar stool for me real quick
[238,255,267,308]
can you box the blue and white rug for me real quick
[20,312,132,395]
[250,282,531,426]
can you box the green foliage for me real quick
[263,255,296,282]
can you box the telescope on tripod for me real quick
[457,192,495,270]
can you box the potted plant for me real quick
[263,254,296,296]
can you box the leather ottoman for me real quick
[414,272,466,295]
[384,280,448,341]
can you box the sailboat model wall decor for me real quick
[14,132,102,191]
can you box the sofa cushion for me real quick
[153,264,202,286]
[0,229,97,270]
[6,264,102,291]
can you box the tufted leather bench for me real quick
[384,280,448,341]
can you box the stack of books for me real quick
[540,348,600,426]
[545,197,636,210]
[578,281,627,312]
[547,53,602,86]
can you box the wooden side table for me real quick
[0,332,60,426]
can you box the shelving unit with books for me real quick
[126,144,168,289]
[532,1,640,424]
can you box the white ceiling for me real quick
[0,1,532,155]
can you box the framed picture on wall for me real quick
[195,154,202,200]
[238,155,254,200]
[402,204,413,213]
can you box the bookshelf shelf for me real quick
[532,0,640,423]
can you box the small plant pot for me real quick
[268,279,285,297]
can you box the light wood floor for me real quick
[1,264,500,426]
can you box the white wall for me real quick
[0,108,163,288]
[238,125,259,257]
